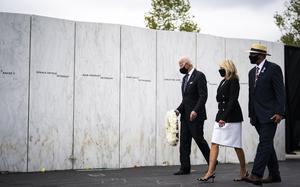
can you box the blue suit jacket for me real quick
[177,69,207,122]
[248,60,285,124]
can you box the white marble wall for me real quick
[28,16,74,171]
[0,13,30,172]
[197,34,226,84]
[197,34,227,163]
[156,31,197,166]
[119,26,156,168]
[74,22,120,169]
[0,12,286,172]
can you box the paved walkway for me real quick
[0,159,299,187]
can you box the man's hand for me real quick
[190,111,197,121]
[270,114,282,124]
[218,120,225,127]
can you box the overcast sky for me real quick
[0,0,286,42]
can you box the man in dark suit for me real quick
[243,44,285,185]
[174,56,211,175]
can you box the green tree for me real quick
[144,0,200,32]
[274,0,300,46]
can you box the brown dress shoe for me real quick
[242,174,262,185]
[233,171,249,182]
[262,175,281,183]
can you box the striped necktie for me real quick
[255,67,260,81]
[183,74,189,92]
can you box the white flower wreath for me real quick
[165,110,180,146]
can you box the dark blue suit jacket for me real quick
[248,60,285,124]
[177,69,207,122]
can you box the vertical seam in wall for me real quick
[26,15,32,172]
[195,33,203,164]
[155,31,158,165]
[118,26,122,168]
[71,22,76,169]
[224,38,227,59]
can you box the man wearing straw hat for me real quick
[243,43,285,185]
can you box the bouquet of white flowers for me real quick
[165,110,180,146]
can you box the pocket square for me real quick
[189,82,193,84]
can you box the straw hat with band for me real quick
[246,43,271,56]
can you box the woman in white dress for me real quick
[197,59,247,182]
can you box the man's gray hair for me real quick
[178,56,193,64]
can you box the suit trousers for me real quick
[252,122,280,177]
[179,119,210,171]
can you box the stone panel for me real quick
[156,31,205,166]
[74,22,120,169]
[0,13,30,172]
[120,26,156,167]
[28,16,74,171]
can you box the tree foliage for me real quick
[144,0,200,32]
[274,0,300,46]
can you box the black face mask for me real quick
[180,67,189,74]
[218,69,226,77]
[249,54,259,64]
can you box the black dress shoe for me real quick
[173,170,190,175]
[242,174,262,186]
[262,175,281,183]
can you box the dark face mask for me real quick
[249,54,259,64]
[180,67,189,74]
[218,69,226,77]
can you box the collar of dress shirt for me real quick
[187,67,195,81]
[256,59,266,74]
